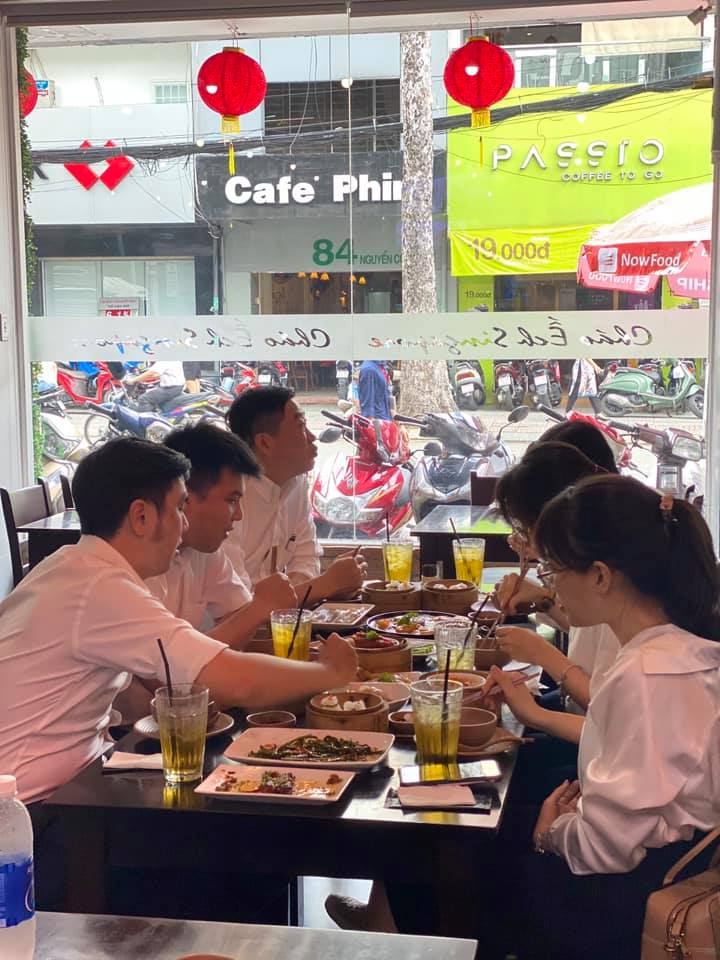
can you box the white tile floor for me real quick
[300,877,372,929]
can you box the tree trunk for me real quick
[399,31,456,417]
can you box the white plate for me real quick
[133,711,235,741]
[195,763,355,804]
[225,728,395,770]
[335,680,411,712]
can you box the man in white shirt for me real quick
[146,422,297,645]
[224,386,366,602]
[129,360,186,411]
[0,436,357,804]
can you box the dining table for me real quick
[45,706,523,941]
[16,508,81,567]
[35,910,478,959]
[410,505,515,574]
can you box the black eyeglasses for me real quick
[535,561,566,585]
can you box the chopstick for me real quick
[484,555,531,640]
[269,546,278,575]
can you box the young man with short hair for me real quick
[225,386,366,602]
[146,422,296,646]
[0,436,356,803]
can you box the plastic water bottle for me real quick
[0,775,35,959]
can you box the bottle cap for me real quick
[0,775,18,798]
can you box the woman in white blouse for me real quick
[489,475,720,960]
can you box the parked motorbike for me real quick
[311,409,413,538]
[448,360,486,410]
[398,406,529,522]
[526,358,561,408]
[598,358,703,419]
[35,390,89,474]
[84,395,174,446]
[535,403,634,472]
[57,361,122,408]
[494,360,526,411]
[336,360,353,401]
[220,361,258,397]
[255,361,289,389]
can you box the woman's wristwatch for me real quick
[526,591,557,614]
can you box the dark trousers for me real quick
[137,384,183,411]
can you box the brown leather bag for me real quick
[642,827,720,959]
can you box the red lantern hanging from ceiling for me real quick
[197,47,267,135]
[19,69,39,118]
[443,36,514,129]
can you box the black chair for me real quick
[38,469,74,515]
[0,485,51,586]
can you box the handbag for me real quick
[642,826,720,959]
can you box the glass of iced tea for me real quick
[435,618,477,671]
[410,677,463,771]
[452,538,486,587]
[383,539,414,583]
[154,683,209,784]
[271,609,314,661]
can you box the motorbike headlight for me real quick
[320,497,357,523]
[671,435,704,461]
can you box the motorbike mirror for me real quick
[318,426,343,443]
[508,404,530,424]
[423,441,443,457]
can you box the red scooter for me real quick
[311,409,413,539]
[535,403,633,471]
[57,362,122,407]
[220,361,258,396]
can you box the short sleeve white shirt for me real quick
[550,624,720,875]
[146,545,252,630]
[224,473,321,585]
[151,361,185,388]
[0,536,226,803]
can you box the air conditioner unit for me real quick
[35,79,56,108]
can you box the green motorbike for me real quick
[598,358,704,420]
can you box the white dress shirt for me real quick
[146,545,252,630]
[565,623,620,715]
[0,536,226,803]
[550,624,720,875]
[224,473,321,586]
[150,361,185,388]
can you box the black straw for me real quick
[385,513,391,543]
[287,584,313,659]
[156,638,174,700]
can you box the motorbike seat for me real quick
[159,391,215,412]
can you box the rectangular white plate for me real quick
[195,763,355,804]
[225,728,395,770]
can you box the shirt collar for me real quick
[621,623,720,675]
[250,472,300,504]
[76,534,150,591]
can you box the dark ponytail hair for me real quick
[495,441,603,533]
[535,475,720,641]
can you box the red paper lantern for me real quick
[197,47,266,135]
[443,37,514,128]
[19,69,38,118]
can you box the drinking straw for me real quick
[462,594,491,652]
[441,649,452,758]
[385,513,391,542]
[269,546,278,574]
[449,518,470,579]
[442,648,452,705]
[287,584,313,659]
[156,637,174,701]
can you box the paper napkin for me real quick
[397,784,477,809]
[103,751,163,772]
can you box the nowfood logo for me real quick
[64,140,134,191]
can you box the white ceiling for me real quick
[1,0,705,47]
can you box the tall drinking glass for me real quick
[410,678,463,769]
[271,609,313,661]
[155,683,208,784]
[453,538,486,586]
[383,539,413,583]
[435,619,477,671]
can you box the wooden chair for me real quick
[290,362,312,393]
[0,485,51,586]
[38,469,74,515]
[470,473,499,507]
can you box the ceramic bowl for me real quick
[388,709,415,738]
[245,710,297,728]
[458,706,497,747]
[421,669,488,701]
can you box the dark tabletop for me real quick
[16,509,80,533]
[35,911,477,959]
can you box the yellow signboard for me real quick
[450,224,599,276]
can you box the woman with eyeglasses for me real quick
[493,475,720,960]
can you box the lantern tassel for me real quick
[221,115,241,134]
[228,142,236,176]
[471,107,491,129]
[479,137,484,166]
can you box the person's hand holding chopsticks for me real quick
[493,573,550,615]
[495,625,554,667]
[480,665,540,727]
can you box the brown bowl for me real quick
[474,647,511,670]
[309,690,385,717]
[388,709,415,737]
[151,698,219,731]
[422,670,488,701]
[245,710,297,728]
[459,706,497,747]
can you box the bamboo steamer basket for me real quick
[422,579,478,614]
[305,690,389,733]
[362,580,421,613]
[352,633,413,673]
